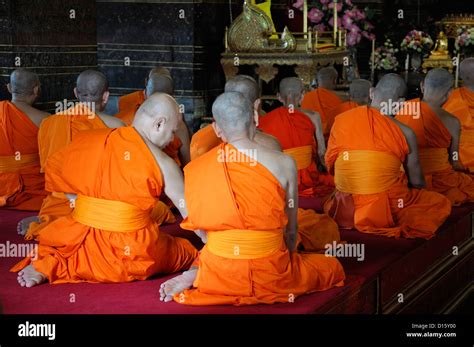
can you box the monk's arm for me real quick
[401,126,426,189]
[101,114,126,128]
[303,109,327,168]
[176,119,191,166]
[283,155,298,252]
[442,112,464,171]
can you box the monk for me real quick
[0,69,49,211]
[159,91,345,305]
[259,77,334,198]
[324,73,451,238]
[14,93,199,287]
[301,67,343,137]
[443,58,474,172]
[118,66,171,113]
[20,70,126,240]
[326,79,371,121]
[192,75,339,251]
[396,68,474,205]
[190,75,282,160]
[116,72,190,166]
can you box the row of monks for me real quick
[1,57,473,305]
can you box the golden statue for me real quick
[227,0,296,52]
[429,31,450,58]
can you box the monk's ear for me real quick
[33,85,40,98]
[6,83,12,95]
[369,87,375,102]
[211,121,224,140]
[154,117,166,131]
[420,81,425,95]
[73,87,79,99]
[277,93,284,103]
[102,91,110,106]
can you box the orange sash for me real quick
[283,145,312,170]
[0,153,40,173]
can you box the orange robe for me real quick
[190,124,221,161]
[324,106,451,239]
[0,101,46,210]
[115,104,137,126]
[258,106,334,198]
[118,90,145,113]
[25,104,109,240]
[301,88,343,137]
[12,127,198,283]
[325,101,359,123]
[396,99,474,205]
[443,87,474,172]
[174,144,345,305]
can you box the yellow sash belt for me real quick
[335,150,401,195]
[283,145,312,170]
[0,153,40,173]
[72,194,150,232]
[418,148,451,174]
[207,229,283,259]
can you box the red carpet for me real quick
[1,204,472,314]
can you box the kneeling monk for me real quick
[13,93,198,287]
[324,74,451,238]
[396,68,474,205]
[1,69,49,211]
[259,77,334,199]
[159,91,345,305]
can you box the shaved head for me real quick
[317,67,338,90]
[75,70,109,104]
[279,77,304,106]
[9,69,40,98]
[423,68,453,103]
[145,74,174,97]
[148,66,171,79]
[224,75,260,103]
[133,93,181,148]
[460,58,474,88]
[371,73,407,107]
[212,91,253,138]
[349,79,372,104]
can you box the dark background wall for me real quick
[0,0,473,126]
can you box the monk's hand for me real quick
[453,161,469,173]
[194,230,208,244]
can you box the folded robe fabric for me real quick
[324,105,451,239]
[175,143,345,305]
[396,99,474,205]
[258,106,334,198]
[443,87,474,172]
[12,127,198,283]
[0,101,46,211]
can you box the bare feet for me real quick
[159,269,197,302]
[17,216,40,236]
[17,265,46,287]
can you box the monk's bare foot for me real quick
[17,216,40,236]
[17,265,46,287]
[159,269,197,303]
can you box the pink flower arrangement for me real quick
[293,0,374,46]
[454,26,474,53]
[370,39,399,71]
[400,30,433,54]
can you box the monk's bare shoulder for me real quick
[437,108,461,134]
[13,103,49,128]
[300,108,321,122]
[255,144,296,187]
[98,113,126,128]
[390,116,418,150]
[255,131,281,151]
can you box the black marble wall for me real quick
[97,0,234,131]
[0,0,97,112]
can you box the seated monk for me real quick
[301,67,343,138]
[159,91,345,305]
[13,93,199,287]
[326,79,372,121]
[192,75,340,251]
[117,66,171,113]
[324,73,451,238]
[396,68,474,205]
[20,70,131,240]
[259,77,334,199]
[0,69,49,211]
[116,73,191,166]
[443,58,474,172]
[190,75,281,160]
